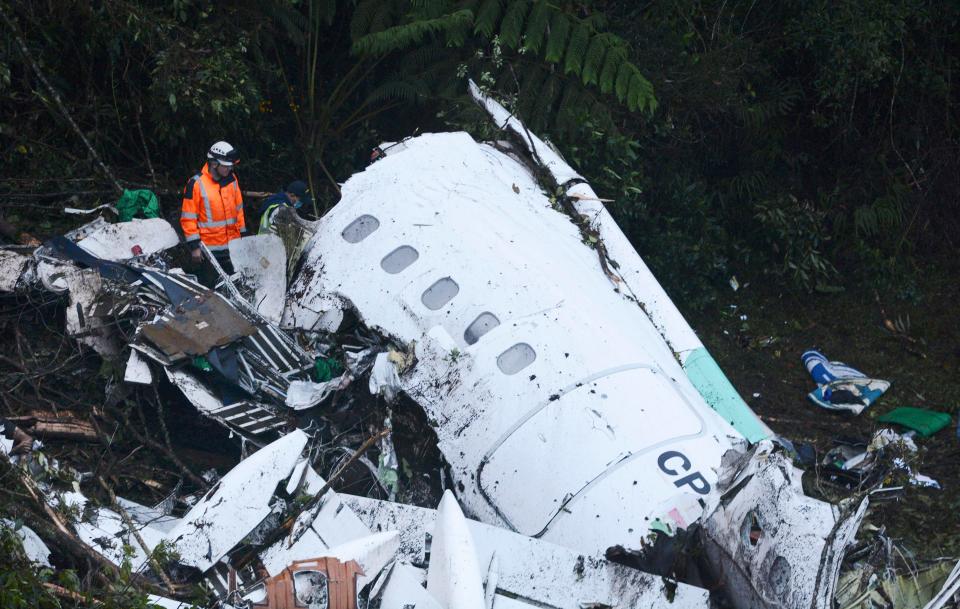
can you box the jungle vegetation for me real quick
[1,0,957,299]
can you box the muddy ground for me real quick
[687,261,960,562]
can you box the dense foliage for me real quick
[1,0,958,303]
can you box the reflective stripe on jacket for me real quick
[258,191,294,235]
[180,164,245,251]
[258,202,282,235]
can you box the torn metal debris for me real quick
[0,85,918,609]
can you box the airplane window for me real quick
[497,343,536,375]
[421,277,459,310]
[341,215,380,243]
[464,312,500,345]
[380,245,419,274]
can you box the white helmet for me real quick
[207,141,239,166]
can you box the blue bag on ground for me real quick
[801,350,890,415]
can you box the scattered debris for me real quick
[0,85,916,609]
[802,349,890,414]
[701,440,869,609]
[1,518,52,566]
[820,428,939,491]
[5,410,98,441]
[877,406,952,437]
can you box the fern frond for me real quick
[498,0,529,48]
[544,12,571,63]
[563,23,589,75]
[614,62,632,101]
[401,44,449,70]
[474,0,503,37]
[626,71,656,113]
[352,10,474,55]
[598,44,626,95]
[580,33,611,85]
[352,0,387,39]
[531,72,562,127]
[410,0,454,18]
[270,4,310,47]
[555,80,585,135]
[517,62,547,118]
[365,80,424,104]
[443,11,475,47]
[523,1,551,53]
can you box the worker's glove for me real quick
[191,248,203,263]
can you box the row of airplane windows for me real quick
[342,214,537,375]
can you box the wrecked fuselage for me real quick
[284,129,745,554]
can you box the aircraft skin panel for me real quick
[479,364,704,535]
[286,131,741,555]
[470,82,771,443]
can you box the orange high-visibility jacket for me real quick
[180,164,245,251]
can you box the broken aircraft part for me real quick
[284,127,742,556]
[140,290,258,359]
[165,429,309,572]
[228,234,288,324]
[344,492,711,608]
[74,217,179,261]
[700,441,869,609]
[1,519,52,566]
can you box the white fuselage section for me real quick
[285,131,742,556]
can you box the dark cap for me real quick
[285,180,312,207]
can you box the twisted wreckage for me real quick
[4,85,954,609]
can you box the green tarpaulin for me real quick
[116,189,160,222]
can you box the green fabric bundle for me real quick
[877,407,952,437]
[116,189,160,222]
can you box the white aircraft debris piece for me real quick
[35,258,72,293]
[165,367,287,435]
[74,217,179,261]
[700,441,869,609]
[468,81,771,444]
[165,429,309,572]
[426,491,485,609]
[229,234,287,324]
[285,128,742,556]
[63,266,121,356]
[257,471,704,608]
[1,518,52,566]
[58,490,177,569]
[372,564,445,609]
[259,476,376,578]
[284,379,336,410]
[368,352,401,402]
[124,349,153,384]
[923,560,960,609]
[0,250,30,292]
[145,595,208,609]
[344,493,711,608]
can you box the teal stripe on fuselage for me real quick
[683,347,771,443]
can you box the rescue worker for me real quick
[181,141,245,282]
[258,180,312,235]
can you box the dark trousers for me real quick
[194,249,235,288]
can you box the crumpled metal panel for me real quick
[141,291,257,359]
[700,440,869,609]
